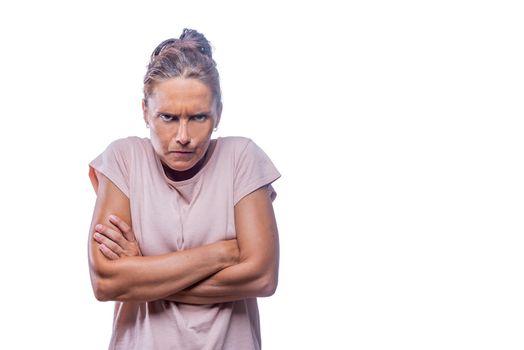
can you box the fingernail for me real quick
[95,224,103,231]
[93,232,100,240]
[109,215,117,221]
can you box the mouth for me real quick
[169,150,195,159]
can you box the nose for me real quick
[176,120,190,146]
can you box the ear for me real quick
[142,99,149,126]
[214,101,222,128]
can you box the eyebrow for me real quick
[158,112,179,117]
[158,111,212,116]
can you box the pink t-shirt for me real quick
[89,136,280,350]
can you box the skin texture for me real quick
[89,174,240,302]
[143,78,222,180]
[89,77,279,304]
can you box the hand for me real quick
[93,215,142,260]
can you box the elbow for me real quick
[92,275,140,302]
[91,272,128,301]
[92,278,115,302]
[89,265,116,301]
[89,260,129,301]
[247,260,279,297]
[258,273,278,297]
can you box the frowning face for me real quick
[143,78,221,178]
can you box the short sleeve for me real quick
[234,139,281,205]
[89,139,131,197]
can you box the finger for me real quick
[98,243,120,260]
[95,224,128,248]
[94,232,124,256]
[109,215,135,242]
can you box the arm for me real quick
[165,186,279,304]
[88,172,239,302]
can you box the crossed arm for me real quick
[88,173,279,304]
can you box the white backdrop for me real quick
[0,1,523,349]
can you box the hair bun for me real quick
[150,29,213,60]
[179,28,213,59]
[144,29,222,108]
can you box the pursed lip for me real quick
[169,150,195,154]
[168,150,195,158]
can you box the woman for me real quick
[88,29,280,349]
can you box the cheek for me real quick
[149,126,171,149]
[151,123,170,138]
[197,129,213,147]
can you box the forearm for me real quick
[164,259,278,305]
[88,172,241,303]
[165,187,281,305]
[91,240,236,302]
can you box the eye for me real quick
[159,114,178,122]
[191,114,209,122]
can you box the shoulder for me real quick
[107,136,149,152]
[218,137,280,204]
[218,136,253,150]
[102,136,152,160]
[217,136,266,158]
[217,136,277,171]
[93,136,153,171]
[90,137,149,195]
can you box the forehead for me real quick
[147,78,214,112]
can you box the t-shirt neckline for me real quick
[151,137,221,187]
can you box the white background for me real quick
[0,1,523,349]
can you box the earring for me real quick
[146,123,150,128]
[213,127,218,132]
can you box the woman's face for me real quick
[143,78,221,173]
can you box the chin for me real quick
[161,154,197,171]
[169,162,196,172]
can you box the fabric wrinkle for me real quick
[89,136,280,350]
